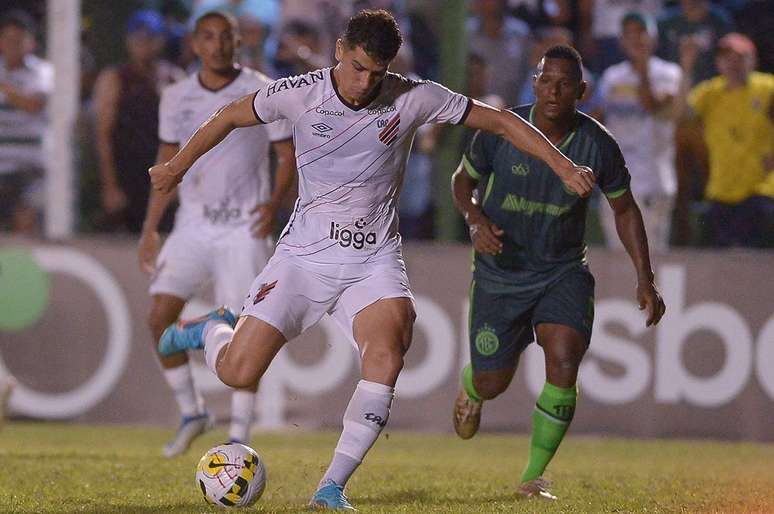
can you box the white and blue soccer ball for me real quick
[195,442,266,508]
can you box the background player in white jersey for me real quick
[137,11,295,458]
[596,12,682,251]
[149,9,595,509]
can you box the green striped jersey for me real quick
[462,104,629,286]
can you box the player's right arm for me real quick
[138,142,179,274]
[148,93,261,194]
[463,100,595,197]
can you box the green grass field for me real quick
[1,422,772,513]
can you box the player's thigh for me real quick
[468,279,536,374]
[241,255,338,342]
[149,228,211,301]
[212,229,274,310]
[332,254,415,352]
[533,266,594,384]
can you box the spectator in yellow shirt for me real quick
[677,32,774,247]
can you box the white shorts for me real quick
[149,223,273,310]
[241,246,414,347]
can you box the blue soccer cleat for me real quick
[309,479,356,510]
[158,306,237,357]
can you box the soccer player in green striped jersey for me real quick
[451,45,666,501]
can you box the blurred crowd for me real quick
[0,0,772,248]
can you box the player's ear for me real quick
[334,39,344,62]
[577,80,587,101]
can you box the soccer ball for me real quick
[195,442,267,508]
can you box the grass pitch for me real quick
[1,422,772,513]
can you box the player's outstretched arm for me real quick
[148,93,261,193]
[462,100,595,197]
[607,190,666,327]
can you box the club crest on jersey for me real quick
[253,280,277,304]
[329,219,377,250]
[377,113,400,146]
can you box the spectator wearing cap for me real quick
[596,12,682,252]
[92,9,183,233]
[0,9,52,233]
[676,32,774,247]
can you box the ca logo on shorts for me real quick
[475,325,499,356]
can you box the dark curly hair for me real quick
[342,9,402,64]
[540,45,584,83]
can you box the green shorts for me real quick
[468,265,595,371]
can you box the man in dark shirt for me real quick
[451,45,666,501]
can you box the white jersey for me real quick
[599,57,681,198]
[252,67,471,264]
[159,67,291,227]
[591,0,663,39]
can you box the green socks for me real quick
[461,364,482,402]
[520,381,577,483]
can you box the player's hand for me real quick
[637,281,666,327]
[148,162,183,194]
[250,201,278,238]
[465,210,503,255]
[560,164,595,197]
[679,35,701,73]
[138,230,161,274]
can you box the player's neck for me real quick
[199,65,241,92]
[533,110,577,145]
[331,65,381,108]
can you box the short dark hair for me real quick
[0,9,36,34]
[540,45,583,82]
[343,9,402,64]
[194,10,239,35]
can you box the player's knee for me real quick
[474,375,510,400]
[219,363,258,390]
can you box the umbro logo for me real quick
[311,122,333,139]
[311,123,332,132]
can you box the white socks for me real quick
[321,380,395,487]
[162,364,203,418]
[229,389,255,443]
[203,322,234,375]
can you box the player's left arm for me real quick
[607,191,666,327]
[250,138,297,238]
[149,93,261,193]
[462,100,595,197]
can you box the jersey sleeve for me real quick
[461,129,496,181]
[266,119,292,142]
[251,78,294,124]
[412,80,473,126]
[598,136,631,199]
[158,84,179,144]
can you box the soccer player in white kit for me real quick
[151,9,595,509]
[138,11,295,458]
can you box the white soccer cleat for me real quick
[163,411,214,458]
